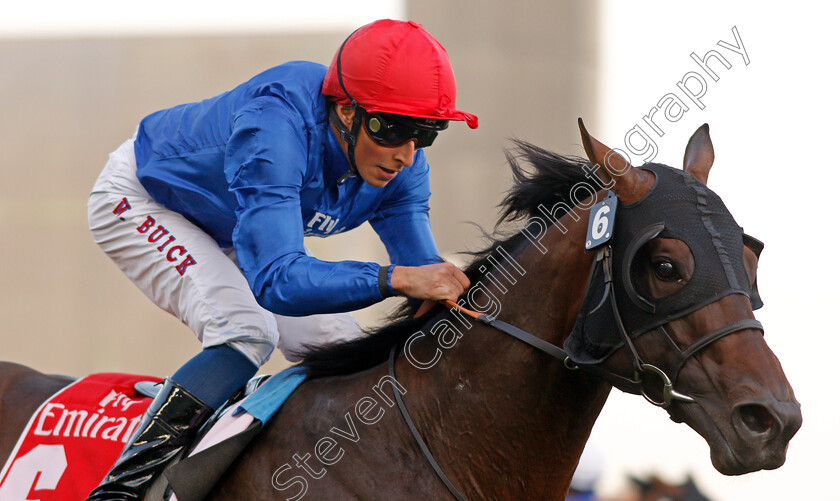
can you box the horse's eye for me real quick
[653,259,681,282]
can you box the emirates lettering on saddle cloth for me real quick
[32,389,144,441]
[0,373,160,500]
[113,197,198,275]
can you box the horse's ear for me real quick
[683,123,714,185]
[578,118,625,186]
[578,118,654,202]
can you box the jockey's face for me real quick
[333,105,416,189]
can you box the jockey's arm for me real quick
[225,98,396,316]
[368,155,470,302]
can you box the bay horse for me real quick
[0,120,801,500]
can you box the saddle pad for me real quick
[0,373,161,501]
[234,365,307,423]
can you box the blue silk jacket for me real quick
[133,61,441,316]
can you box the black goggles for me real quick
[361,110,449,149]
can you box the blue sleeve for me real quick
[224,96,384,316]
[369,150,443,267]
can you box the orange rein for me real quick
[413,298,481,320]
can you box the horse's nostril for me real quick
[739,403,775,434]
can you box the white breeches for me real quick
[87,137,362,367]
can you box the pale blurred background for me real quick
[1,1,837,499]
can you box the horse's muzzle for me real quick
[729,398,802,470]
[669,388,801,476]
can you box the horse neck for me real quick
[397,212,612,497]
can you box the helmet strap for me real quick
[330,27,366,182]
[329,104,363,182]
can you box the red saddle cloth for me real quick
[0,372,161,500]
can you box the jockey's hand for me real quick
[390,262,470,302]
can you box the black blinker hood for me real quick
[564,163,763,365]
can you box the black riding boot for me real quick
[86,378,213,501]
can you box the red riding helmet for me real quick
[322,19,478,129]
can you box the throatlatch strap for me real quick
[388,346,468,501]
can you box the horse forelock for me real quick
[300,141,597,379]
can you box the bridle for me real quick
[388,240,762,500]
[565,244,763,407]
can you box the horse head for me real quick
[565,119,802,475]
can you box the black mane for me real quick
[300,141,597,378]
